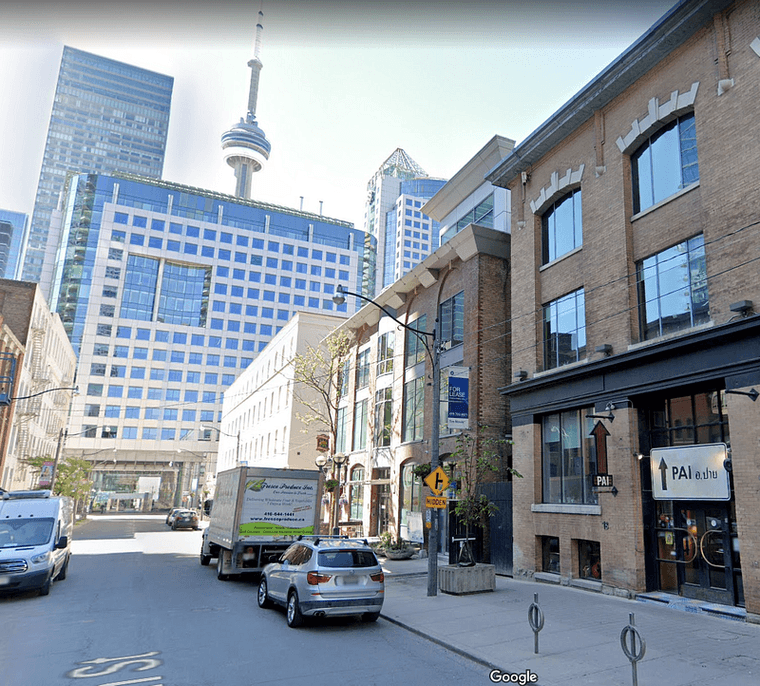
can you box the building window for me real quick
[405,315,427,367]
[335,407,348,454]
[578,540,601,580]
[632,112,699,214]
[374,388,393,447]
[120,255,158,321]
[403,377,424,443]
[337,359,350,399]
[541,536,560,573]
[637,234,708,341]
[353,399,368,451]
[647,390,729,448]
[350,467,364,521]
[356,349,370,389]
[542,408,598,505]
[439,291,464,347]
[542,188,582,264]
[543,288,586,370]
[377,332,394,376]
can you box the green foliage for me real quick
[378,530,408,550]
[412,463,432,480]
[23,455,93,501]
[451,429,520,530]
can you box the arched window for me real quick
[349,466,364,521]
[541,188,582,265]
[631,112,698,214]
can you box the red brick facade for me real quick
[493,0,760,618]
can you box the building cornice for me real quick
[501,315,760,416]
[487,0,734,188]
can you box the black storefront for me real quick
[502,315,760,607]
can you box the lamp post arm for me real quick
[11,386,78,401]
[334,286,435,358]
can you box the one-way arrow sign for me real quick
[658,457,668,491]
[590,421,609,474]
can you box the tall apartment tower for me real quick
[21,47,173,291]
[362,149,445,297]
[221,9,272,199]
[0,209,29,279]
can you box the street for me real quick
[0,514,490,686]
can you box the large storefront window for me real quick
[541,408,597,505]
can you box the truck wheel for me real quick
[200,550,211,566]
[216,551,229,581]
[257,576,272,609]
[39,574,52,596]
[56,555,69,581]
[286,590,303,628]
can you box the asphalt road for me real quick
[0,514,491,686]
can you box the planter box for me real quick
[439,563,496,595]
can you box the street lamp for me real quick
[201,425,241,467]
[332,284,442,597]
[315,452,347,536]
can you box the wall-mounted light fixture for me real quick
[595,344,613,356]
[726,388,759,402]
[729,300,754,317]
[515,370,528,381]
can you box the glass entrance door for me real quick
[655,501,742,606]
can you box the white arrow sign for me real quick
[650,444,730,501]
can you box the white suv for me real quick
[257,536,385,628]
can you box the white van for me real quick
[0,490,74,596]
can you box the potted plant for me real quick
[377,531,415,560]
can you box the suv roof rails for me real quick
[2,490,52,500]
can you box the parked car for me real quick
[166,508,183,526]
[257,536,384,627]
[172,510,199,530]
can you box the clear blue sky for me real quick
[0,0,676,231]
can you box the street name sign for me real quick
[424,466,450,496]
[425,496,447,509]
[650,443,730,501]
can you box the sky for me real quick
[0,0,677,231]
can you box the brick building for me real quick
[0,281,76,490]
[331,221,511,560]
[491,0,760,618]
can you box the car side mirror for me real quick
[56,535,68,550]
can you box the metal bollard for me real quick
[620,612,646,686]
[527,593,545,654]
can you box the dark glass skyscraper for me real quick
[22,46,173,289]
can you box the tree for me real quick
[291,328,355,453]
[291,328,355,531]
[449,428,520,566]
[23,455,93,515]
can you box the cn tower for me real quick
[221,9,271,199]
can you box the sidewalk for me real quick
[378,556,760,686]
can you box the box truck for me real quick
[200,467,321,580]
[0,490,74,596]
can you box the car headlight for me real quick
[31,551,52,565]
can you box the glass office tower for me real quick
[51,172,371,503]
[22,47,173,290]
[0,209,29,279]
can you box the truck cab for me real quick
[0,490,74,596]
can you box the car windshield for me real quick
[318,549,378,568]
[0,518,55,548]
